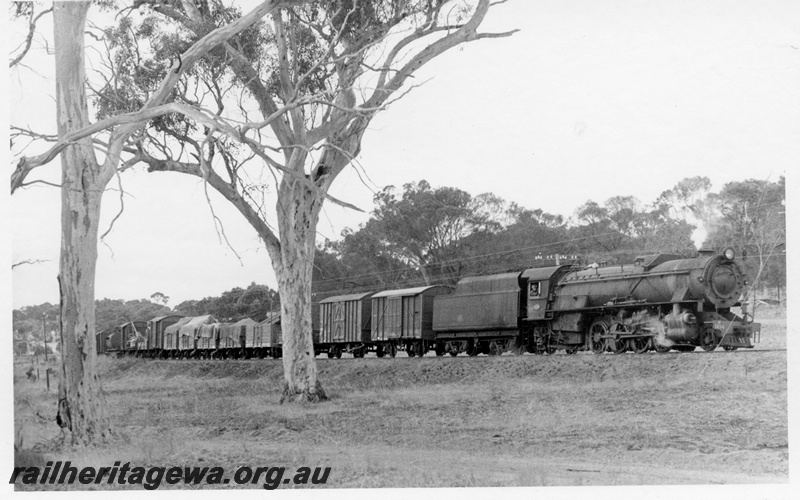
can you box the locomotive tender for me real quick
[105,249,759,359]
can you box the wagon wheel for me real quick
[434,342,445,357]
[488,341,500,356]
[609,322,630,354]
[326,350,334,359]
[333,346,342,359]
[376,345,385,358]
[700,326,720,352]
[565,347,578,355]
[466,340,479,357]
[630,336,651,354]
[589,319,610,354]
[406,344,415,357]
[388,343,397,358]
[414,341,425,357]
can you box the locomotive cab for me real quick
[521,265,572,320]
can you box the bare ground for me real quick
[12,321,789,490]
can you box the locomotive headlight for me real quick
[723,247,735,261]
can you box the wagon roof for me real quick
[119,320,147,328]
[183,314,217,326]
[197,323,222,337]
[234,318,259,326]
[163,316,193,335]
[319,292,375,303]
[149,314,184,323]
[371,285,448,298]
[219,320,255,335]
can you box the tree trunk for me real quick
[54,1,111,444]
[274,179,326,402]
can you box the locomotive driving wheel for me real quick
[609,322,630,354]
[589,318,610,354]
[700,326,721,352]
[630,336,651,354]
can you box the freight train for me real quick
[100,249,760,359]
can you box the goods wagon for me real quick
[195,322,222,357]
[214,318,254,358]
[120,321,149,356]
[96,328,116,355]
[319,293,374,358]
[163,316,192,357]
[177,315,217,357]
[103,326,124,354]
[371,285,452,357]
[147,314,184,358]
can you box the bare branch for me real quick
[366,0,517,111]
[99,167,126,242]
[12,259,50,269]
[9,6,53,68]
[133,152,282,255]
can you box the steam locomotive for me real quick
[430,248,759,357]
[102,249,760,358]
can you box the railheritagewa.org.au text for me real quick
[10,461,331,490]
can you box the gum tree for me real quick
[107,0,516,402]
[10,0,301,444]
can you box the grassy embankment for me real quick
[13,321,788,489]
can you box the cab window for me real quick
[529,282,541,297]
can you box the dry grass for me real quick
[12,322,788,490]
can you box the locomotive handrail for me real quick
[560,268,700,285]
[552,299,703,313]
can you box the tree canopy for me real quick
[312,176,785,297]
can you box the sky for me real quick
[4,0,799,310]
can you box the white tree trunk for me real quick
[54,0,111,443]
[273,179,326,401]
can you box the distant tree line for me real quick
[312,177,786,301]
[13,282,280,349]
